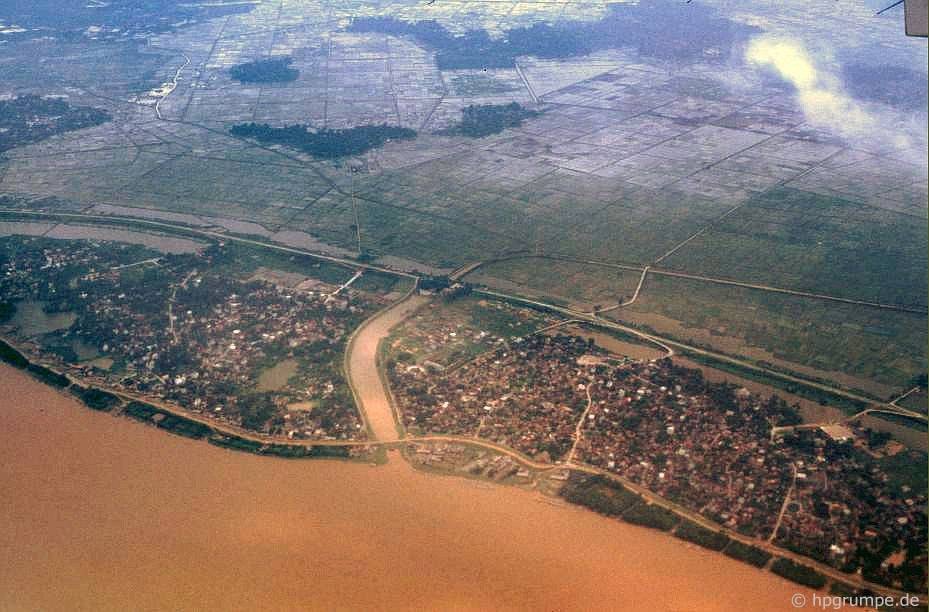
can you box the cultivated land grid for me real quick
[0,0,925,391]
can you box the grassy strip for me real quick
[208,434,263,453]
[561,473,688,533]
[477,289,874,412]
[722,539,772,568]
[124,401,213,439]
[264,443,351,459]
[0,210,212,244]
[683,351,869,415]
[673,521,731,551]
[870,411,928,431]
[0,340,71,387]
[770,557,828,589]
[208,434,352,459]
[26,363,70,388]
[0,211,417,286]
[583,324,659,350]
[0,334,363,459]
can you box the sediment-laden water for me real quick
[0,364,813,611]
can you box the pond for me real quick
[256,358,298,391]
[9,300,76,337]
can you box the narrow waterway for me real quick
[345,294,429,441]
[0,364,815,611]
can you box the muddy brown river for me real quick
[0,364,813,611]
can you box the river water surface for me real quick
[0,364,813,611]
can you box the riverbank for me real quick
[2,310,920,602]
[0,337,378,462]
[0,363,819,611]
[344,292,430,441]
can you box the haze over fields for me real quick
[0,0,925,397]
[0,0,926,608]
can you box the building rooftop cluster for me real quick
[774,428,927,592]
[391,335,604,461]
[1,238,371,440]
[576,358,800,538]
[391,332,927,590]
[388,298,553,370]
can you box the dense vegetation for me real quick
[237,392,278,431]
[558,472,681,532]
[124,401,213,439]
[348,18,591,69]
[71,385,121,412]
[0,302,15,324]
[621,501,681,532]
[348,1,758,69]
[560,474,641,516]
[0,95,110,153]
[770,558,827,589]
[26,363,70,388]
[208,435,263,453]
[684,351,869,415]
[208,434,352,459]
[449,103,539,138]
[0,0,252,39]
[673,521,731,551]
[722,540,772,568]
[230,123,417,158]
[0,338,69,387]
[0,339,29,369]
[230,56,299,84]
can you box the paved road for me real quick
[5,209,917,418]
[649,268,927,315]
[472,287,929,422]
[4,213,924,600]
[567,382,595,463]
[4,333,920,601]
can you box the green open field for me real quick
[351,153,732,267]
[661,187,928,307]
[468,257,641,309]
[614,274,927,396]
[385,295,553,368]
[0,0,924,426]
[898,388,928,414]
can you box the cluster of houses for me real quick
[2,239,370,441]
[391,331,926,589]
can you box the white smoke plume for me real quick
[745,35,926,163]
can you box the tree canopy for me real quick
[230,123,417,158]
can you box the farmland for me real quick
[0,0,924,427]
[469,257,642,310]
[0,0,926,602]
[0,0,927,402]
[612,274,927,396]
